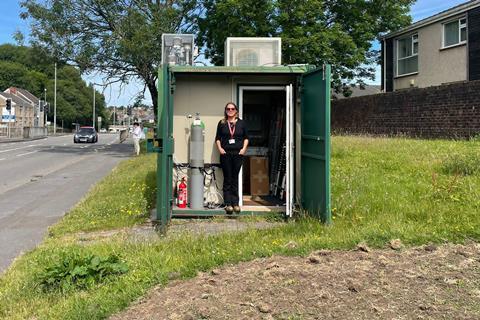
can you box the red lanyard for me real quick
[228,121,236,139]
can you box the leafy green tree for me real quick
[0,61,29,90]
[199,0,275,65]
[0,45,29,64]
[0,44,107,128]
[21,0,199,117]
[23,70,48,94]
[197,0,415,91]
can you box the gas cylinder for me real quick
[178,178,187,208]
[189,113,205,210]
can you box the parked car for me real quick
[74,126,98,143]
[99,128,107,133]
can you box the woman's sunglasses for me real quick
[226,107,236,111]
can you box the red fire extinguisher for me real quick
[178,177,187,208]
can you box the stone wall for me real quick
[23,127,48,139]
[331,80,480,138]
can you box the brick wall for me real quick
[331,80,480,138]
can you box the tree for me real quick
[197,0,415,91]
[20,0,199,118]
[198,0,275,65]
[0,61,30,90]
[0,44,108,128]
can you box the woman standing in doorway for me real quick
[215,102,249,214]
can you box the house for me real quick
[6,87,40,106]
[0,87,44,128]
[381,0,480,92]
[0,92,34,129]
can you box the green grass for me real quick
[330,136,480,242]
[49,152,156,237]
[1,136,479,319]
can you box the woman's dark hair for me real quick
[222,102,238,123]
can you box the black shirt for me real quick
[215,119,249,151]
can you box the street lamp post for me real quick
[91,82,107,131]
[54,62,57,135]
[44,88,47,128]
[92,85,95,128]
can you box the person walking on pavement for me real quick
[215,102,249,214]
[132,122,142,156]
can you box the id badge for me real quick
[228,139,235,144]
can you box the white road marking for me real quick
[16,150,39,157]
[0,158,5,161]
[0,145,37,153]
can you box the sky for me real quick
[0,0,471,106]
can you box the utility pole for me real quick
[44,88,47,129]
[92,85,95,128]
[54,62,57,134]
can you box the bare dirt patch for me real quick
[111,242,480,320]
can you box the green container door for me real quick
[156,65,174,227]
[301,65,331,223]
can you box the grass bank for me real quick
[0,136,479,319]
[48,153,156,237]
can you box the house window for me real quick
[396,34,418,76]
[443,18,467,48]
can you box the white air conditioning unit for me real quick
[161,34,195,66]
[225,37,281,67]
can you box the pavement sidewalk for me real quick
[0,133,71,144]
[0,136,47,144]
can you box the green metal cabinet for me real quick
[155,65,331,227]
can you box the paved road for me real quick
[0,134,133,273]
